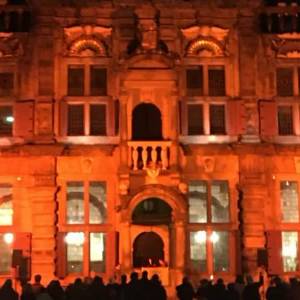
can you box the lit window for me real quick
[90,232,106,273]
[190,231,207,271]
[282,232,298,272]
[188,180,229,224]
[66,181,106,224]
[66,232,84,274]
[0,233,13,275]
[0,184,13,225]
[212,231,229,272]
[280,181,299,222]
[0,106,13,136]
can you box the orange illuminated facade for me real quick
[1,0,300,297]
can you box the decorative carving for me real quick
[36,103,53,136]
[145,162,161,184]
[0,33,23,57]
[245,104,258,135]
[178,182,188,194]
[181,25,229,41]
[81,158,93,174]
[269,34,300,58]
[64,25,111,57]
[186,38,224,57]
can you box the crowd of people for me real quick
[0,272,299,300]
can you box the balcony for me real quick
[127,141,172,171]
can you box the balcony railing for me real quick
[127,141,172,171]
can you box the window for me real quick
[0,73,14,97]
[67,103,106,136]
[188,180,231,273]
[186,65,226,97]
[67,65,107,96]
[0,106,13,136]
[278,106,293,135]
[277,68,294,97]
[187,103,226,135]
[62,181,107,275]
[276,181,300,272]
[0,184,13,275]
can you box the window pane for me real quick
[282,232,298,272]
[212,231,229,272]
[280,181,299,222]
[67,182,84,224]
[190,231,207,271]
[66,232,84,274]
[278,106,293,135]
[68,105,84,136]
[0,184,12,225]
[0,73,14,96]
[89,182,106,224]
[90,104,106,136]
[211,181,230,223]
[210,105,226,135]
[90,233,106,273]
[277,68,293,97]
[90,67,107,96]
[186,68,203,96]
[0,234,12,274]
[188,104,204,135]
[68,66,84,96]
[188,181,207,223]
[208,66,226,96]
[0,106,13,136]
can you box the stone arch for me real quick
[69,37,107,56]
[186,38,224,57]
[125,185,187,222]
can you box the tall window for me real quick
[0,73,14,97]
[0,106,13,136]
[0,184,13,274]
[279,180,300,272]
[188,180,231,273]
[62,181,107,275]
[278,106,293,135]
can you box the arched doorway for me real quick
[132,103,162,140]
[132,198,172,225]
[133,232,164,268]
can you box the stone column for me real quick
[29,175,57,280]
[120,221,131,272]
[119,92,129,171]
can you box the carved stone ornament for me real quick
[178,182,188,194]
[119,179,129,195]
[271,33,300,58]
[64,25,111,57]
[201,156,215,173]
[145,162,161,184]
[0,33,23,57]
[181,25,228,57]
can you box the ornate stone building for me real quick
[0,0,300,297]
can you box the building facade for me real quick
[0,0,300,296]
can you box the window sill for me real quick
[57,136,120,145]
[263,135,300,144]
[179,135,238,144]
[0,137,26,146]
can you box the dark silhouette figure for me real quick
[148,274,166,300]
[47,280,65,300]
[32,274,44,296]
[90,276,108,300]
[21,283,36,300]
[176,277,195,300]
[0,279,18,300]
[242,274,263,300]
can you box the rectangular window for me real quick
[0,234,12,274]
[89,182,106,224]
[278,106,293,135]
[67,104,84,136]
[0,184,12,225]
[190,231,207,271]
[90,67,107,96]
[67,182,84,224]
[0,73,14,97]
[277,68,293,97]
[66,232,84,274]
[280,181,299,222]
[188,181,207,223]
[186,68,204,96]
[210,104,226,135]
[0,106,13,136]
[90,232,106,273]
[282,232,298,272]
[187,104,204,135]
[211,181,230,223]
[68,66,84,96]
[90,104,106,136]
[212,231,229,272]
[208,66,226,96]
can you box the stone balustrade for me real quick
[127,141,172,170]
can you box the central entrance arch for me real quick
[133,232,164,268]
[132,103,162,140]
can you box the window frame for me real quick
[58,179,109,277]
[187,177,238,276]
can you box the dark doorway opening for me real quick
[132,198,172,225]
[133,232,164,268]
[132,103,162,140]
